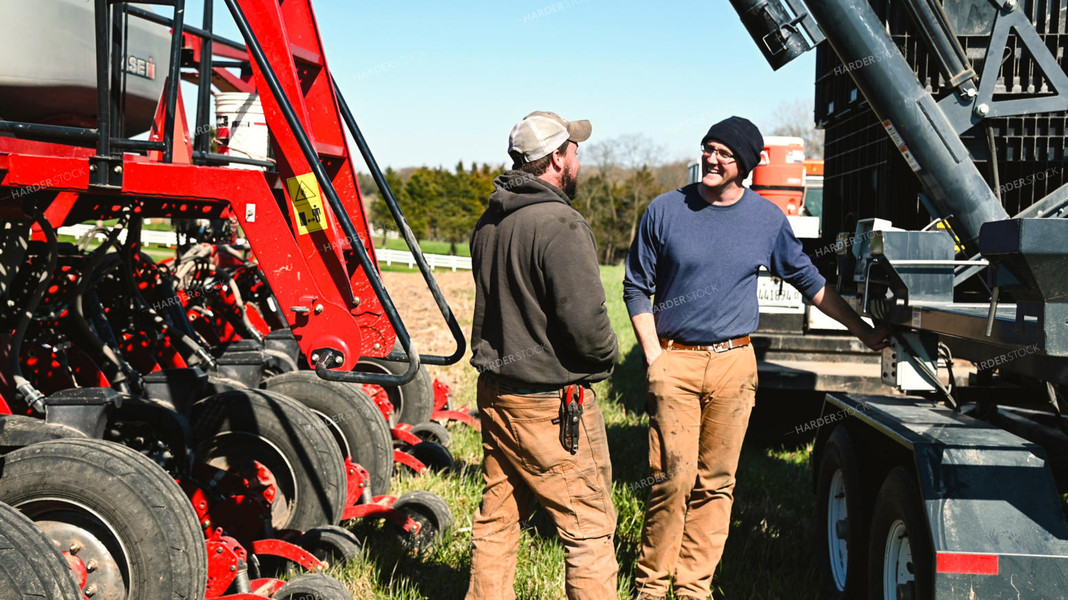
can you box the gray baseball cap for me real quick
[508,111,592,162]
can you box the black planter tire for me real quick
[275,573,354,600]
[391,490,453,553]
[817,427,869,600]
[867,467,934,600]
[0,439,207,600]
[407,441,455,473]
[191,389,347,533]
[0,500,81,600]
[295,525,363,567]
[262,371,393,496]
[410,420,451,447]
[354,358,434,426]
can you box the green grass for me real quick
[339,264,821,599]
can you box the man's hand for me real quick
[644,346,663,368]
[859,323,893,351]
[630,312,662,368]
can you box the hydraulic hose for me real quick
[10,214,58,414]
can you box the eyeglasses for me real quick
[701,144,736,163]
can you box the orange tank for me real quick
[751,136,806,216]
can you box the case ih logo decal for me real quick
[125,55,156,80]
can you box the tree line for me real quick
[359,104,821,264]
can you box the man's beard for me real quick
[560,166,578,199]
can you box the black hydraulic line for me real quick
[125,5,245,52]
[94,0,112,158]
[194,0,215,155]
[113,138,167,152]
[109,4,125,141]
[0,121,97,141]
[192,151,275,169]
[10,214,58,414]
[331,75,466,367]
[900,0,975,90]
[162,0,187,163]
[222,0,421,386]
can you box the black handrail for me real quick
[222,0,421,386]
[331,75,466,367]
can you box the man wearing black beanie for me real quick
[623,116,890,599]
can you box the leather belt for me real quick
[661,335,751,353]
[481,372,566,395]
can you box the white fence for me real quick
[58,224,472,271]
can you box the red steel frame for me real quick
[0,0,396,370]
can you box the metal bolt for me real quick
[69,542,82,554]
[335,355,344,366]
[314,303,324,314]
[216,547,224,554]
[86,559,98,572]
[230,565,237,572]
[975,103,990,116]
[311,353,320,363]
[113,165,123,174]
[373,343,381,351]
[202,519,211,529]
[85,584,98,597]
[89,164,97,172]
[353,296,361,307]
[1004,0,1017,9]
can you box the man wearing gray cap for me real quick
[465,111,619,599]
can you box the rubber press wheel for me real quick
[0,501,81,600]
[192,389,347,532]
[262,371,393,495]
[867,467,934,600]
[817,427,870,599]
[0,439,208,600]
[391,490,454,553]
[355,357,434,426]
[410,420,452,447]
[274,573,354,600]
[295,525,363,567]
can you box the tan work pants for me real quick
[634,345,758,599]
[465,375,618,600]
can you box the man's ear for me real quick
[549,148,566,172]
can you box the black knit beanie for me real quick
[701,116,764,176]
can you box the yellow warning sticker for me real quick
[286,173,329,235]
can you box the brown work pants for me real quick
[465,375,618,600]
[634,345,758,599]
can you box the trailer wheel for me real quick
[817,427,869,599]
[867,467,934,600]
[0,501,81,600]
[295,525,363,567]
[192,390,347,533]
[407,441,455,473]
[262,371,393,495]
[355,357,434,426]
[274,573,354,600]
[410,420,452,447]
[0,439,207,600]
[391,490,453,553]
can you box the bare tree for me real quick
[769,99,824,159]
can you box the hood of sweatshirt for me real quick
[488,170,572,215]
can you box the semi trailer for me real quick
[730,0,1068,598]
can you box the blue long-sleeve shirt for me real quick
[623,184,826,343]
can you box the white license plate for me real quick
[757,274,805,313]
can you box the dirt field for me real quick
[381,269,476,394]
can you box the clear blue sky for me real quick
[187,0,816,170]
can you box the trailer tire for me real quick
[275,573,354,600]
[817,427,869,599]
[0,439,208,600]
[262,371,393,495]
[192,389,347,533]
[0,501,81,600]
[867,467,934,600]
[355,357,434,426]
[407,441,455,473]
